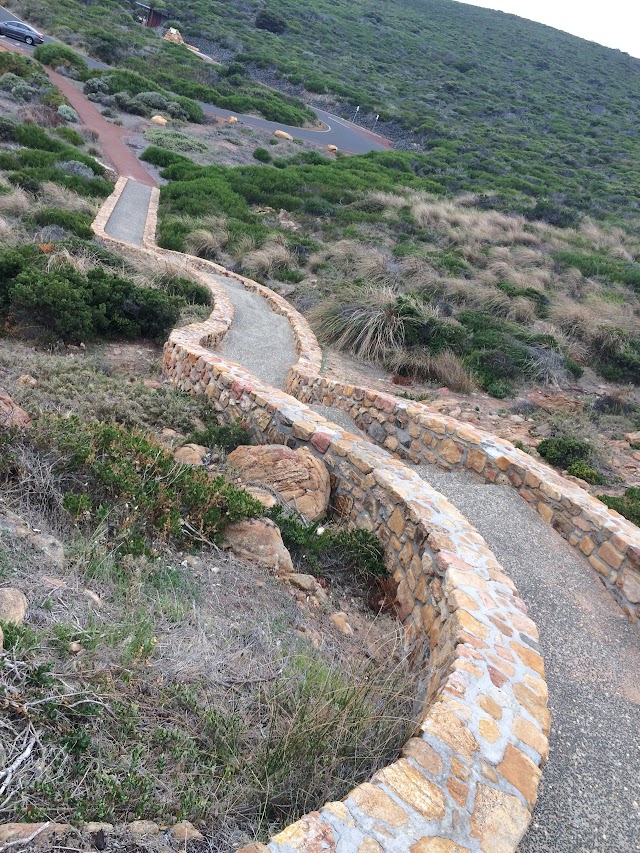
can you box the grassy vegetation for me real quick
[0,350,413,841]
[21,0,315,126]
[144,146,640,395]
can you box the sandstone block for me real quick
[497,743,541,806]
[470,785,531,853]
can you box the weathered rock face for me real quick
[227,445,330,521]
[223,517,293,573]
[0,588,28,625]
[0,388,31,429]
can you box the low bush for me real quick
[24,208,93,238]
[53,126,85,146]
[33,44,88,77]
[599,487,640,527]
[253,147,273,163]
[566,461,604,484]
[0,254,184,343]
[57,104,79,123]
[269,506,387,584]
[537,436,593,469]
[32,417,263,554]
[189,420,253,452]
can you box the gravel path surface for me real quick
[215,277,296,390]
[104,180,153,245]
[415,463,640,853]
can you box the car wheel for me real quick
[25,36,33,44]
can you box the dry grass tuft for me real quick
[38,182,99,216]
[185,216,230,260]
[386,347,475,392]
[0,188,32,217]
[242,234,292,277]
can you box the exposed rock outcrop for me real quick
[228,445,330,521]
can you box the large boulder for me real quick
[227,445,330,521]
[223,517,293,573]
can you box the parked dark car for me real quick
[0,20,44,45]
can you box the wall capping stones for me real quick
[89,180,550,851]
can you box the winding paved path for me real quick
[103,180,640,851]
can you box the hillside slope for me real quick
[169,0,640,223]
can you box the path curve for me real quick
[103,179,640,852]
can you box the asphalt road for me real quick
[0,6,388,153]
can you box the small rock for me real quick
[0,388,31,429]
[143,379,163,390]
[169,821,204,842]
[0,824,71,844]
[84,822,114,833]
[0,510,65,568]
[41,576,66,588]
[68,641,83,655]
[16,374,37,388]
[83,589,102,607]
[126,820,160,836]
[0,588,28,625]
[287,573,319,593]
[625,431,640,445]
[174,443,208,466]
[330,611,354,636]
[224,518,293,573]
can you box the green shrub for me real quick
[57,104,79,122]
[599,488,640,527]
[188,419,253,452]
[268,506,386,583]
[3,263,183,343]
[24,209,93,239]
[54,126,85,146]
[33,44,88,76]
[256,8,287,34]
[566,461,604,484]
[554,251,640,290]
[34,417,263,554]
[537,436,593,469]
[253,147,273,163]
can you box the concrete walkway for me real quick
[414,464,640,852]
[204,268,640,850]
[106,180,640,851]
[104,181,153,245]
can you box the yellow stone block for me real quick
[348,782,409,828]
[374,759,446,820]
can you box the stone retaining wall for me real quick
[133,187,640,623]
[289,369,640,622]
[93,181,549,852]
